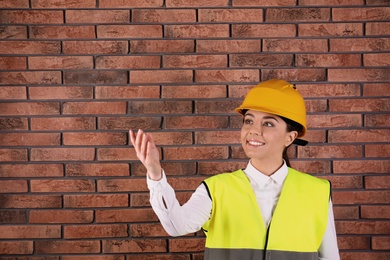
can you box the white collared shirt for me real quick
[147,161,340,260]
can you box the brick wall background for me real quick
[0,0,389,259]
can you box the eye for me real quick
[263,121,274,127]
[243,118,253,125]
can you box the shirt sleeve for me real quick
[147,170,212,237]
[318,199,340,260]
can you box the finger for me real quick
[129,130,136,146]
[140,132,148,160]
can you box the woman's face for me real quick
[240,110,297,163]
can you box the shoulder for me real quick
[288,167,330,189]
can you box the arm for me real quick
[318,199,340,260]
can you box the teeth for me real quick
[248,141,264,146]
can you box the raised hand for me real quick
[129,129,162,180]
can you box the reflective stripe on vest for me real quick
[202,168,330,260]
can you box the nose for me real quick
[249,124,263,136]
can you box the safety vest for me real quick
[202,168,330,260]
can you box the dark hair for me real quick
[279,116,304,167]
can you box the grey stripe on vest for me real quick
[204,248,318,260]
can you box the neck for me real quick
[250,158,284,176]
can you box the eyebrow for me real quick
[245,113,279,122]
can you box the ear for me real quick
[285,131,298,147]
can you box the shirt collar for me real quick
[244,160,288,186]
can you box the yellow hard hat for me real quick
[235,79,307,137]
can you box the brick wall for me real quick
[0,0,389,259]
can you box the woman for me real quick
[130,79,340,260]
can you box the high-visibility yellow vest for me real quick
[202,168,330,260]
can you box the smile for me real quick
[247,140,265,146]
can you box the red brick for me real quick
[262,68,326,82]
[363,83,390,96]
[297,83,361,97]
[98,25,162,38]
[195,130,240,144]
[0,133,60,146]
[31,179,95,193]
[329,68,390,82]
[165,24,229,38]
[0,25,27,38]
[372,236,390,250]
[130,223,168,237]
[231,146,246,159]
[365,176,390,189]
[330,98,389,112]
[0,241,33,254]
[296,54,361,67]
[0,71,61,85]
[267,8,330,22]
[169,237,205,252]
[97,147,138,161]
[0,0,29,8]
[64,224,128,239]
[0,57,26,70]
[96,55,160,69]
[0,194,61,208]
[340,252,390,260]
[31,117,96,130]
[288,160,330,174]
[64,194,128,208]
[196,69,259,83]
[32,0,96,8]
[365,144,390,157]
[330,38,390,52]
[198,161,248,175]
[63,41,128,54]
[333,191,390,204]
[0,210,27,224]
[30,26,95,39]
[0,149,27,162]
[333,7,390,21]
[31,148,95,161]
[29,210,93,224]
[146,132,193,146]
[334,160,389,174]
[163,54,227,68]
[66,164,129,177]
[232,24,296,38]
[336,220,390,234]
[131,39,194,53]
[29,86,93,100]
[97,178,147,192]
[263,39,328,52]
[325,176,362,189]
[99,0,164,8]
[0,86,26,99]
[305,99,327,112]
[299,0,362,5]
[166,116,228,129]
[96,208,157,223]
[64,70,128,84]
[164,146,229,160]
[36,240,100,254]
[338,236,370,250]
[132,162,197,177]
[29,56,93,69]
[0,41,60,54]
[0,225,61,239]
[62,257,124,260]
[196,100,240,113]
[329,129,390,143]
[199,9,263,22]
[298,145,362,159]
[96,86,159,99]
[0,164,63,177]
[197,39,260,53]
[361,205,390,219]
[333,206,359,220]
[63,132,127,146]
[0,117,27,132]
[102,239,166,253]
[133,9,196,23]
[0,10,63,24]
[299,23,362,36]
[162,85,226,98]
[367,0,389,4]
[166,0,229,7]
[0,180,27,193]
[364,53,390,66]
[98,117,162,130]
[129,101,192,114]
[233,0,296,5]
[67,10,130,23]
[230,54,293,67]
[365,114,389,126]
[130,70,193,84]
[63,101,126,115]
[366,22,390,36]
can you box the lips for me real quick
[247,140,265,146]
